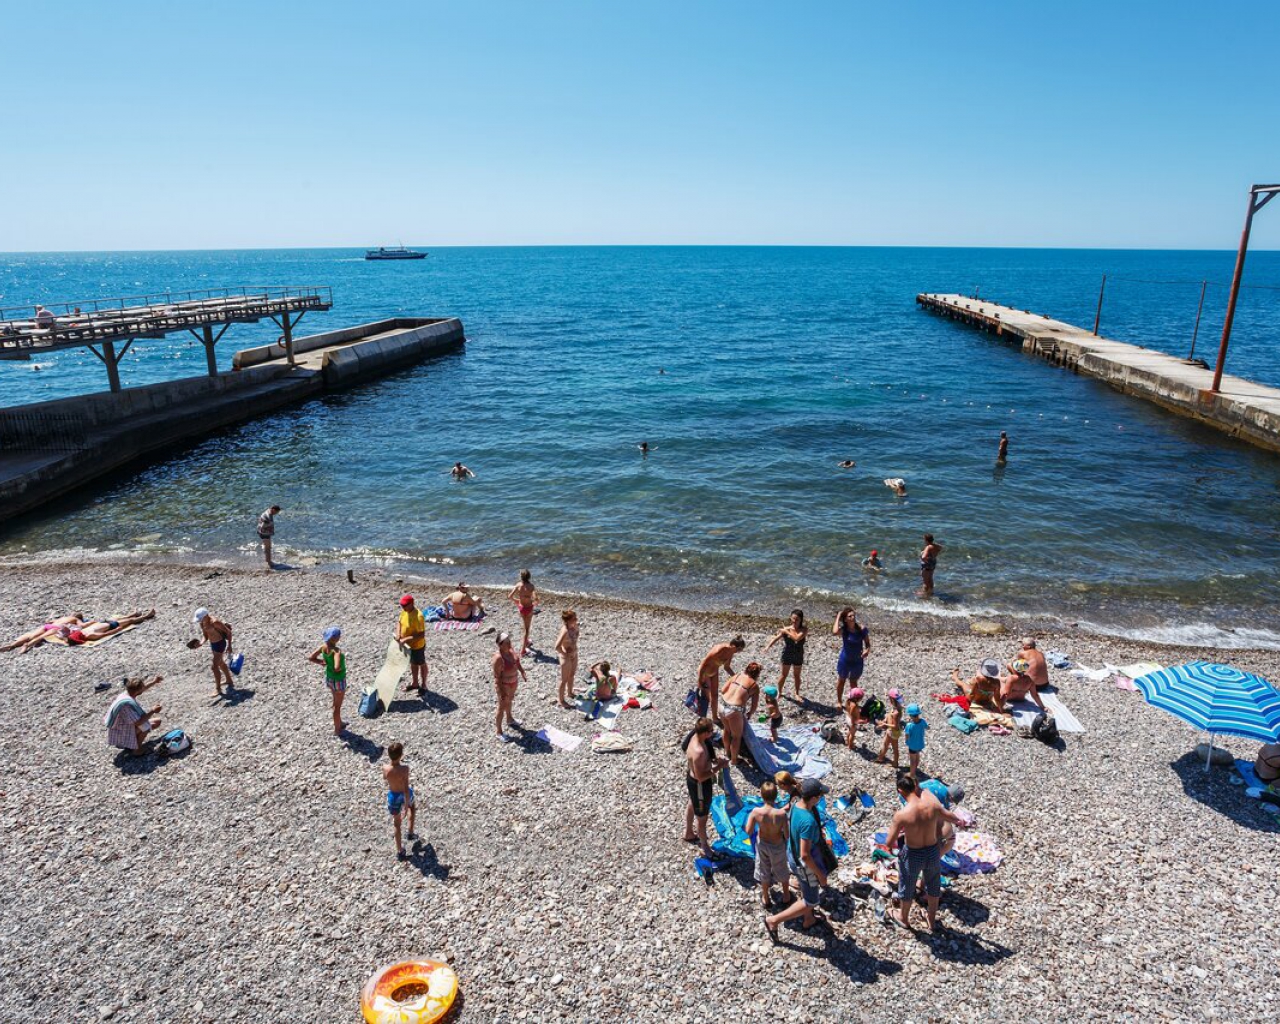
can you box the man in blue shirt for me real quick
[764,778,832,941]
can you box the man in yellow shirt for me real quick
[396,595,429,694]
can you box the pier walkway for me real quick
[917,293,1280,454]
[0,287,333,391]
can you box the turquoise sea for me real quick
[2,246,1280,647]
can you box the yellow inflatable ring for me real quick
[361,960,459,1024]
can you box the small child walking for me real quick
[844,686,865,749]
[762,685,783,742]
[383,741,416,860]
[904,703,928,781]
[745,780,792,909]
[307,626,347,735]
[876,688,905,769]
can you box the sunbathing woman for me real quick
[3,613,85,653]
[63,609,155,645]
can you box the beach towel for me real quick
[970,707,1014,730]
[421,605,447,622]
[742,723,832,781]
[951,831,1003,873]
[1113,675,1138,692]
[46,625,137,649]
[1234,759,1280,800]
[1069,665,1113,683]
[933,693,971,712]
[577,695,624,731]
[433,619,481,632]
[104,694,145,728]
[536,724,582,752]
[1044,649,1071,669]
[1117,661,1162,681]
[590,732,632,753]
[1009,691,1084,733]
[710,794,848,861]
[949,713,980,734]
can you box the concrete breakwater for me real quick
[917,294,1280,454]
[0,317,464,523]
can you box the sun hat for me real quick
[980,659,1001,679]
[193,608,209,623]
[906,703,921,716]
[323,626,341,642]
[399,594,414,607]
[1012,659,1030,674]
[763,685,779,698]
[850,687,865,700]
[887,687,902,701]
[799,778,829,798]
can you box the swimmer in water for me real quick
[861,549,883,572]
[885,478,907,497]
[837,460,856,469]
[639,442,654,456]
[451,461,475,480]
[997,432,1009,461]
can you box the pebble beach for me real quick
[2,559,1278,1024]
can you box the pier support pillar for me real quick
[282,312,296,367]
[103,341,122,393]
[202,325,218,377]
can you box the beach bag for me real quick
[157,729,191,755]
[358,688,382,719]
[228,653,245,676]
[862,696,886,723]
[1031,712,1059,745]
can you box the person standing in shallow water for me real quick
[764,609,807,698]
[257,504,281,568]
[919,533,942,597]
[998,431,1009,461]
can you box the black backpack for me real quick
[1031,712,1058,744]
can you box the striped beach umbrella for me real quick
[1134,662,1280,768]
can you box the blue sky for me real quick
[3,1,1277,250]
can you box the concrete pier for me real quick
[0,317,464,523]
[917,293,1280,453]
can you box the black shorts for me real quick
[408,647,426,666]
[780,651,804,667]
[686,774,713,818]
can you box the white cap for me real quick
[193,608,209,623]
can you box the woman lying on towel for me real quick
[2,613,86,653]
[62,609,156,645]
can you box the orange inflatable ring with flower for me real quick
[361,960,459,1024]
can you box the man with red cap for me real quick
[395,595,429,693]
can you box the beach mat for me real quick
[433,619,482,632]
[1009,691,1084,733]
[45,625,137,649]
[372,637,410,708]
[536,724,582,752]
[710,793,848,861]
[577,695,624,731]
[742,723,832,780]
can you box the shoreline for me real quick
[4,546,1280,655]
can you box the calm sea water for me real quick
[3,247,1280,647]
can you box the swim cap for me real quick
[323,626,341,642]
[850,687,865,700]
[948,783,965,804]
[906,703,921,717]
[887,688,902,701]
[193,607,209,623]
[870,550,878,557]
[763,685,779,698]
[399,594,414,607]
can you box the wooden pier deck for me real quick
[917,293,1280,454]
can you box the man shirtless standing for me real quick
[682,717,727,858]
[696,636,746,722]
[881,771,962,932]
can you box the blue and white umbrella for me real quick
[1134,662,1280,768]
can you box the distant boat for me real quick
[365,246,427,261]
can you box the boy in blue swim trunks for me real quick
[383,741,416,859]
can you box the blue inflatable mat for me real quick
[709,794,849,861]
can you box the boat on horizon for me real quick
[365,245,427,261]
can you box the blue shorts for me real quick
[210,639,228,654]
[837,655,864,681]
[897,841,942,900]
[387,788,415,816]
[787,849,822,908]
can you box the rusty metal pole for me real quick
[103,340,122,393]
[202,324,218,377]
[281,312,296,367]
[1188,280,1207,360]
[1211,185,1279,391]
[1092,274,1106,336]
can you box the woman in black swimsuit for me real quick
[919,533,942,597]
[764,609,807,699]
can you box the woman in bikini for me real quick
[764,609,807,699]
[63,610,156,647]
[492,632,528,740]
[919,533,942,597]
[508,569,537,655]
[195,607,235,696]
[3,613,85,653]
[719,661,763,767]
[696,636,746,722]
[555,609,579,708]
